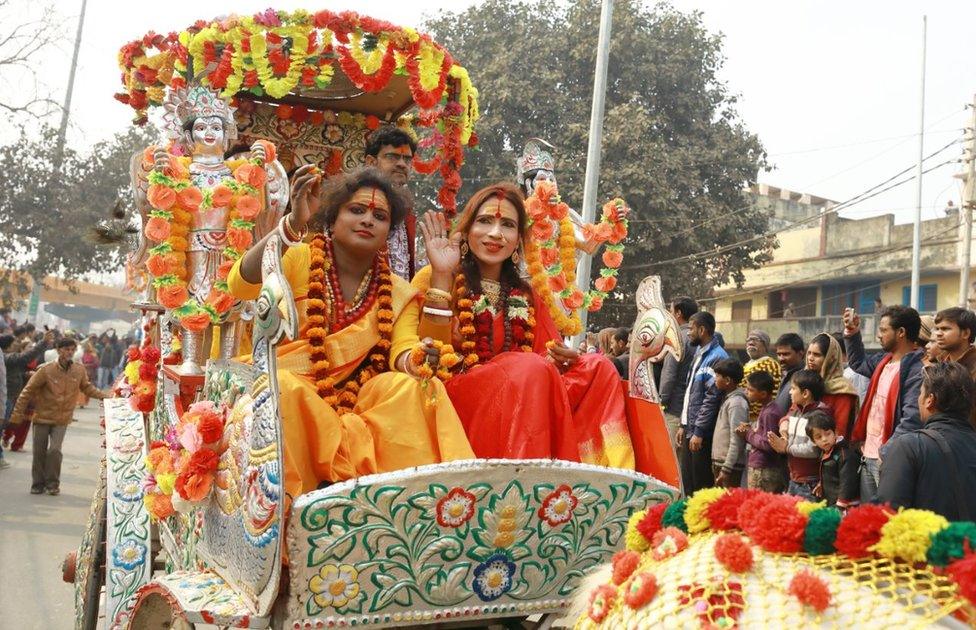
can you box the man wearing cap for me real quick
[742,330,781,421]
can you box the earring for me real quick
[511,250,520,264]
[460,242,469,257]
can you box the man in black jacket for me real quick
[658,296,698,450]
[1,332,52,449]
[878,361,976,520]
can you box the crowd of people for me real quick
[0,311,126,494]
[655,297,976,520]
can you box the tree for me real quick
[0,125,155,307]
[422,0,773,328]
[0,1,64,124]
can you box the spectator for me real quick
[806,409,859,508]
[79,341,99,408]
[98,330,120,388]
[918,315,935,351]
[676,311,729,494]
[878,362,976,520]
[738,371,786,493]
[10,337,110,495]
[659,296,699,447]
[610,328,630,379]
[832,331,870,406]
[933,307,976,379]
[0,344,6,470]
[768,369,830,501]
[742,330,781,420]
[843,305,924,504]
[710,358,748,488]
[806,333,859,439]
[1,332,52,451]
[774,333,805,413]
[783,302,797,318]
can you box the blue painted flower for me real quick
[472,553,516,602]
[112,540,147,571]
[113,479,144,503]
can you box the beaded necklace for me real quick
[454,273,535,370]
[306,233,394,412]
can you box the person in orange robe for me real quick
[228,167,474,503]
[806,333,859,440]
[412,182,635,469]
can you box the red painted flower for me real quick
[435,487,476,528]
[538,484,578,527]
[623,572,659,610]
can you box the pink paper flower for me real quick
[178,422,202,453]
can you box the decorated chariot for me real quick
[65,9,683,630]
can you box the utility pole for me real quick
[576,0,614,339]
[52,0,88,174]
[910,15,927,309]
[960,95,976,308]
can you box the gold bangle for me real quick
[425,288,453,302]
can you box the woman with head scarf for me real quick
[805,333,859,439]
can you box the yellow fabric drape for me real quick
[228,245,474,500]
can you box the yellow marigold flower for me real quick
[870,508,949,563]
[156,473,177,495]
[684,487,727,533]
[625,509,650,551]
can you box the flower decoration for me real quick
[705,488,759,531]
[678,578,745,629]
[472,553,516,602]
[788,570,831,612]
[450,273,535,371]
[626,509,651,552]
[947,552,976,605]
[611,550,641,585]
[435,487,476,528]
[538,484,578,527]
[833,503,892,559]
[623,572,659,610]
[112,539,148,571]
[714,534,754,573]
[651,527,689,561]
[587,584,617,623]
[410,339,461,383]
[309,563,361,610]
[662,498,689,532]
[742,494,807,553]
[803,507,842,556]
[124,338,160,413]
[684,487,727,534]
[113,480,144,503]
[928,522,976,567]
[115,10,478,216]
[870,508,948,563]
[635,502,668,547]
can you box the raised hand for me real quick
[419,211,462,273]
[288,164,322,233]
[842,307,861,335]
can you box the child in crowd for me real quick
[737,371,787,493]
[710,358,748,488]
[806,410,859,508]
[768,369,832,501]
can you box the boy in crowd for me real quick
[768,369,831,501]
[710,358,748,488]
[737,371,787,493]
[806,409,859,508]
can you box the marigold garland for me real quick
[125,338,160,414]
[409,339,461,382]
[143,145,272,330]
[450,273,534,372]
[305,233,393,413]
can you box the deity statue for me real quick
[131,83,288,374]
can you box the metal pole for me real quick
[576,0,614,337]
[961,95,976,307]
[52,0,87,174]
[910,15,927,309]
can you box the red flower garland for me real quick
[337,41,397,92]
[833,504,893,559]
[452,273,535,371]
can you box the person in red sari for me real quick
[805,333,859,439]
[412,182,636,469]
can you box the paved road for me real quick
[1,405,103,629]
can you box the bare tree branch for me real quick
[0,2,65,126]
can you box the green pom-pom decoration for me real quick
[803,507,842,555]
[927,522,976,567]
[662,499,689,532]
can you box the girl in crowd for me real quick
[805,333,859,439]
[414,182,635,469]
[228,167,473,501]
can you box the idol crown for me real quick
[162,84,237,140]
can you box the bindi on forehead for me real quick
[350,187,390,211]
[476,197,518,222]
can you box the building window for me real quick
[901,284,938,312]
[731,300,752,321]
[821,283,880,316]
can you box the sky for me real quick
[4,0,976,226]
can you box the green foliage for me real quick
[0,124,155,307]
[421,0,773,327]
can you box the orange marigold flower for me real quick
[235,194,261,220]
[206,290,235,313]
[226,228,253,251]
[144,216,171,242]
[147,184,176,210]
[602,250,624,268]
[234,163,267,188]
[211,185,234,208]
[595,276,617,293]
[177,186,203,211]
[181,312,213,332]
[157,284,189,309]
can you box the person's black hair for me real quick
[935,307,976,344]
[810,333,831,357]
[613,327,630,343]
[365,127,417,158]
[921,361,975,420]
[689,311,716,335]
[57,337,78,349]
[0,334,13,351]
[804,409,836,438]
[745,370,775,394]
[775,332,805,353]
[880,304,922,343]
[792,368,825,401]
[713,358,744,384]
[310,167,409,232]
[830,331,846,352]
[671,296,699,321]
